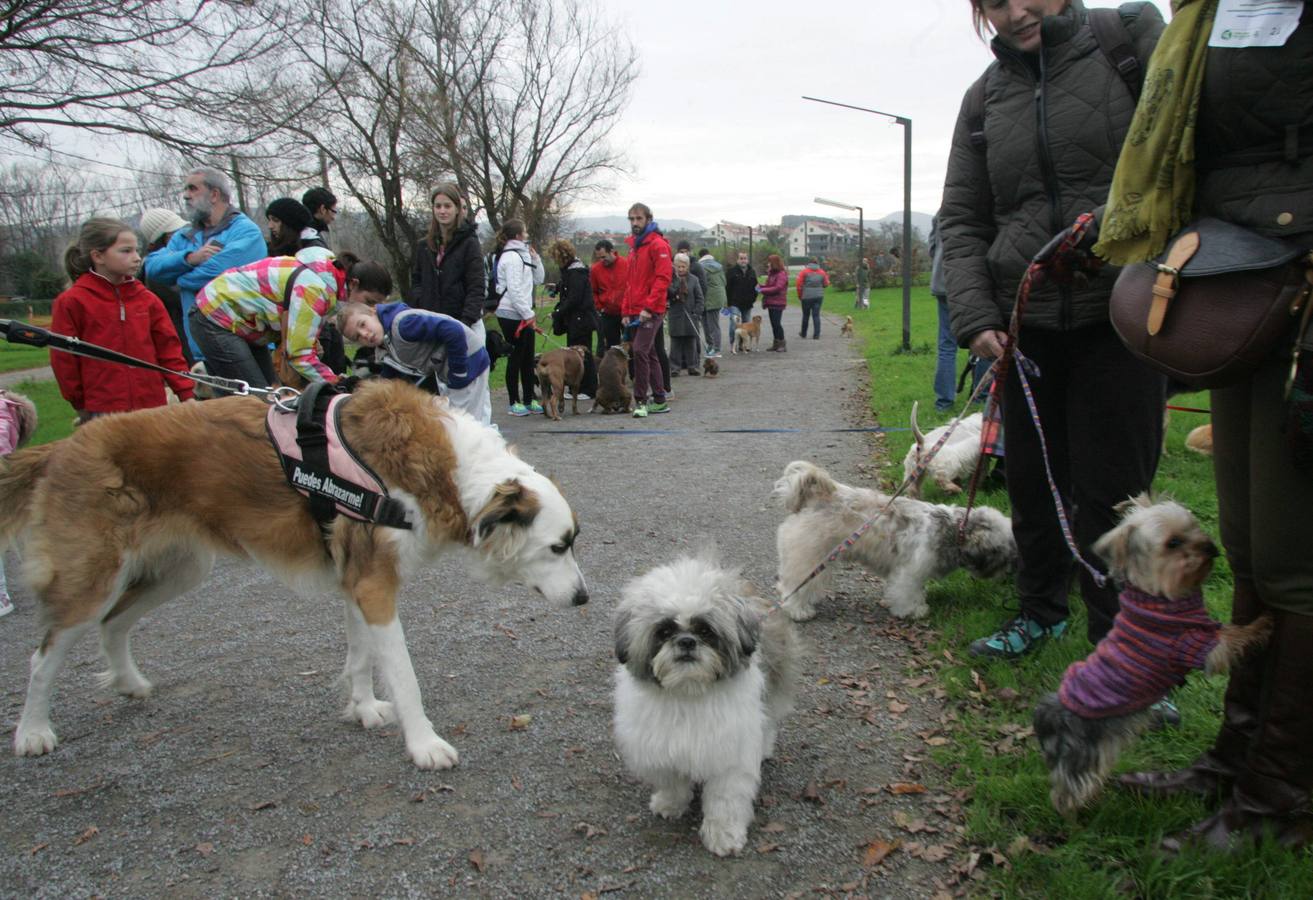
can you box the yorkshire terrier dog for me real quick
[840,316,854,337]
[1034,495,1273,817]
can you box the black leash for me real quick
[0,318,297,406]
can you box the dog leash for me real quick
[0,318,302,409]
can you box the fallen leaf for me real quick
[393,837,415,846]
[888,699,909,714]
[924,736,950,747]
[861,838,901,867]
[73,826,99,846]
[761,821,787,833]
[800,782,825,804]
[195,841,215,857]
[28,842,49,856]
[1008,835,1041,857]
[756,842,781,854]
[509,714,532,731]
[573,821,607,839]
[582,893,599,900]
[468,848,486,872]
[296,670,319,676]
[249,800,277,811]
[886,782,928,795]
[52,781,104,799]
[995,687,1020,702]
[301,834,314,846]
[923,844,953,862]
[511,775,523,791]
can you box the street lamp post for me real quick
[814,197,863,286]
[802,95,912,350]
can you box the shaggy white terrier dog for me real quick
[902,402,984,497]
[612,555,799,856]
[774,461,1016,620]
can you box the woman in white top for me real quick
[492,218,546,416]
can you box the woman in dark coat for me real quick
[548,239,598,398]
[409,183,487,332]
[940,0,1166,661]
[1098,2,1313,851]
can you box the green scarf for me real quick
[1093,0,1218,266]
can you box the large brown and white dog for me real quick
[774,461,1016,620]
[0,380,587,769]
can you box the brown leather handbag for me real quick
[1109,218,1313,388]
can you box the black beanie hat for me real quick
[265,197,313,232]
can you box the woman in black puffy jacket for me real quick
[409,183,487,335]
[548,239,598,399]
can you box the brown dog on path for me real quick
[733,315,762,353]
[536,346,587,420]
[591,345,633,413]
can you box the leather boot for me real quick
[1120,578,1267,801]
[766,339,780,352]
[778,339,787,353]
[1164,608,1313,853]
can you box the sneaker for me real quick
[968,614,1067,660]
[671,370,681,377]
[575,392,591,401]
[1149,697,1182,731]
[0,593,13,618]
[508,403,530,417]
[529,400,545,414]
[632,404,648,418]
[563,389,574,399]
[647,401,671,414]
[687,368,701,376]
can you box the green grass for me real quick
[0,340,50,374]
[8,377,76,446]
[847,284,1311,898]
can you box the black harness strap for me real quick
[295,380,340,528]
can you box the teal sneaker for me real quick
[1149,697,1182,731]
[968,614,1067,660]
[529,400,545,414]
[632,404,648,418]
[508,403,530,417]
[647,401,671,414]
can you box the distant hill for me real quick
[874,210,934,236]
[568,215,706,234]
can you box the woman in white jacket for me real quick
[492,219,545,416]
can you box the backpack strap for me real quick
[965,72,989,152]
[1088,6,1142,102]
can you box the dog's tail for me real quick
[772,460,837,513]
[0,442,55,548]
[906,401,930,496]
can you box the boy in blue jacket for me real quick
[338,301,492,426]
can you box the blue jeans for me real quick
[934,295,958,411]
[189,307,275,393]
[800,299,822,337]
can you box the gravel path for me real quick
[0,305,966,898]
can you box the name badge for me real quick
[1209,0,1304,48]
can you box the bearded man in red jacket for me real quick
[622,203,672,418]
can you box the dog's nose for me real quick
[675,635,697,652]
[1204,541,1220,559]
[571,587,589,606]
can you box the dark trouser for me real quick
[1213,352,1313,615]
[497,316,537,405]
[598,313,624,354]
[189,307,275,392]
[703,309,722,354]
[158,289,193,366]
[800,298,822,337]
[1003,323,1165,643]
[566,324,598,396]
[632,314,665,403]
[670,335,700,370]
[767,307,785,341]
[656,320,671,392]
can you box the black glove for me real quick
[1032,212,1102,287]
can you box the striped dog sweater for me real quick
[1058,587,1221,719]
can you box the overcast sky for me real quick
[579,0,1154,227]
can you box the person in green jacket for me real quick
[855,257,870,309]
[697,249,727,357]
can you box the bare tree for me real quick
[0,1,302,152]
[407,0,638,242]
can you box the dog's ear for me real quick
[1092,521,1132,573]
[1115,493,1153,516]
[613,608,632,664]
[472,479,541,544]
[734,599,761,658]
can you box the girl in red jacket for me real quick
[52,218,195,424]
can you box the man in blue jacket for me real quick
[144,168,267,360]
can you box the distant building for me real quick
[784,219,865,259]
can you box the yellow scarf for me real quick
[1093,0,1219,266]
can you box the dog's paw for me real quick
[650,789,691,819]
[14,726,58,757]
[344,698,396,729]
[699,818,747,856]
[781,601,816,622]
[98,669,153,699]
[408,735,459,770]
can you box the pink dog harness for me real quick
[265,382,411,530]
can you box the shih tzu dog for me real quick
[902,402,984,498]
[1034,495,1273,817]
[774,461,1016,621]
[613,555,800,856]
